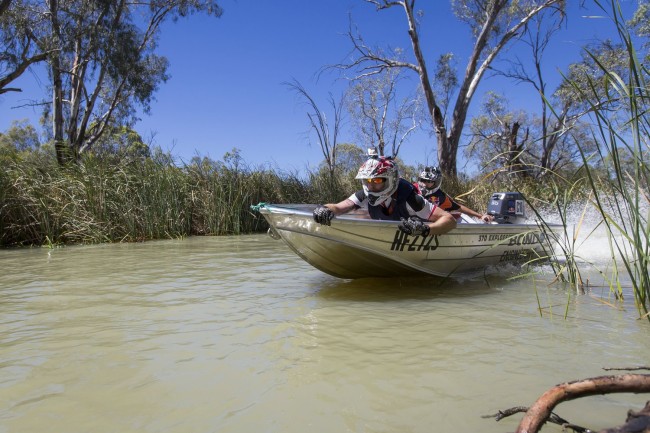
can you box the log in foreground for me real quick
[515,374,650,433]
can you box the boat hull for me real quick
[257,204,559,279]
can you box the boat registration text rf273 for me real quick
[390,230,439,252]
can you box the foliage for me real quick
[332,142,366,174]
[341,0,566,176]
[0,119,41,151]
[539,0,650,318]
[0,146,316,246]
[0,0,51,94]
[555,39,632,116]
[345,67,420,157]
[93,126,151,160]
[0,138,433,247]
[2,0,224,165]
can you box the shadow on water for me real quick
[312,266,528,302]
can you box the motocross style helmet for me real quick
[355,156,399,206]
[418,166,442,196]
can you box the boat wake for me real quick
[537,200,647,281]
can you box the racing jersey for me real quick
[348,178,435,221]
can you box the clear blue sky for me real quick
[0,1,628,173]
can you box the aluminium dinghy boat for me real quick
[252,192,562,279]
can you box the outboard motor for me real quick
[487,192,527,224]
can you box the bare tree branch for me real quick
[515,374,650,433]
[345,68,420,157]
[0,48,50,95]
[285,79,343,176]
[336,0,565,177]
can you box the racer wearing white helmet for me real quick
[355,156,399,206]
[312,156,458,237]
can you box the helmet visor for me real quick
[362,177,388,193]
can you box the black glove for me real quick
[313,205,335,226]
[398,216,430,237]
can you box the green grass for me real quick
[0,148,313,246]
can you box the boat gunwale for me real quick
[257,203,563,230]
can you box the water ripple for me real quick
[0,235,648,433]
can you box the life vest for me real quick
[414,183,462,221]
[424,189,460,211]
[367,179,415,221]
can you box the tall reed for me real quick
[566,0,649,317]
[0,148,317,246]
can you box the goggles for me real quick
[419,178,434,184]
[364,178,386,184]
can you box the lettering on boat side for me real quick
[478,232,542,245]
[478,233,511,242]
[390,230,439,252]
[499,248,535,262]
[508,232,541,246]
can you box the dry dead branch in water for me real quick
[488,374,650,433]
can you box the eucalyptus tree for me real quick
[285,79,344,179]
[488,8,567,176]
[467,91,591,178]
[555,40,638,120]
[345,67,420,158]
[92,125,150,160]
[333,142,366,174]
[467,8,595,178]
[6,0,223,165]
[339,0,566,177]
[0,0,52,94]
[466,92,531,177]
[0,119,40,151]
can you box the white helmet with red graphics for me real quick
[355,156,399,206]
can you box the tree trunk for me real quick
[47,0,72,165]
[437,130,456,177]
[401,1,450,172]
[507,121,529,177]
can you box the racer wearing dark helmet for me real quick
[416,166,493,223]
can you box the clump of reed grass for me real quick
[523,173,594,292]
[551,0,650,318]
[0,146,319,246]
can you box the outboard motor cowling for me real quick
[487,192,527,224]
